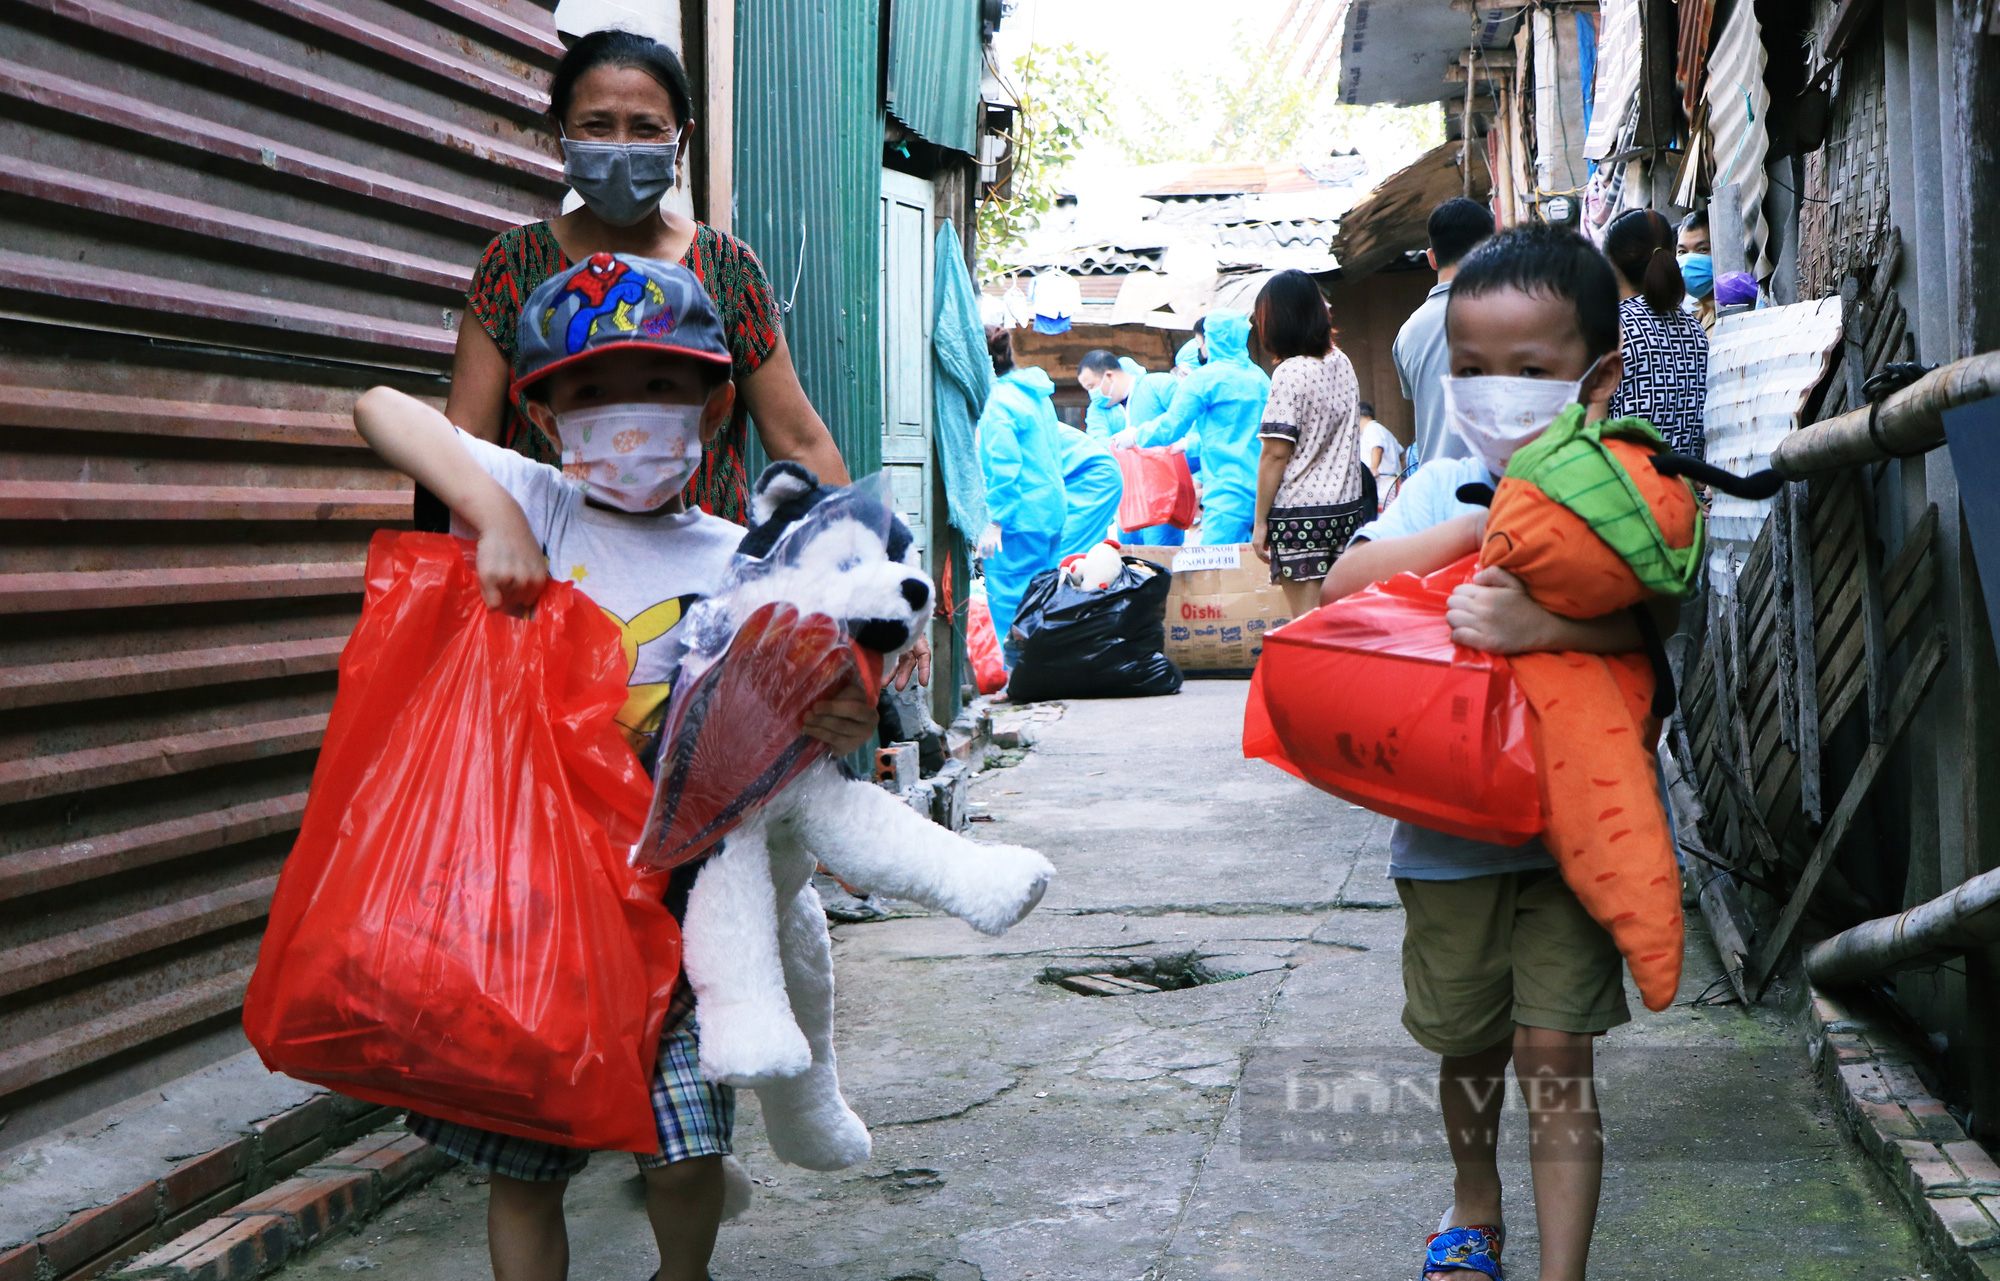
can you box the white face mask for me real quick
[556,403,705,512]
[1440,356,1604,477]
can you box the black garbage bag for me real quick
[1005,556,1182,701]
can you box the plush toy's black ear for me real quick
[1455,483,1495,507]
[751,461,819,527]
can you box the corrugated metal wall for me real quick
[0,0,559,1136]
[885,0,979,156]
[732,0,882,478]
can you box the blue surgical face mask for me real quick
[561,130,680,227]
[1677,251,1715,299]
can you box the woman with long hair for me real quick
[1603,208,1710,455]
[1249,270,1366,619]
[440,30,847,523]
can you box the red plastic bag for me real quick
[632,602,882,869]
[967,595,1008,694]
[243,532,677,1152]
[1244,554,1543,845]
[1114,446,1197,531]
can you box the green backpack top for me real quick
[1502,405,1705,598]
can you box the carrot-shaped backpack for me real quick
[1465,405,1776,1012]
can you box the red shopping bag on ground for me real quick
[243,532,676,1152]
[1114,446,1198,531]
[967,595,1009,694]
[1243,554,1543,845]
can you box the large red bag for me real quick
[244,532,677,1153]
[1243,554,1543,845]
[1113,446,1197,531]
[967,595,1008,694]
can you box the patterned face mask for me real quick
[556,403,704,512]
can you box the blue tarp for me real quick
[931,221,990,540]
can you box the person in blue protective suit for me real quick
[1079,350,1142,439]
[977,325,1067,664]
[1054,422,1124,559]
[1080,348,1187,545]
[1117,309,1268,545]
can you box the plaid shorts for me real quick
[405,982,734,1182]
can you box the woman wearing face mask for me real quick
[1603,209,1709,456]
[442,29,848,524]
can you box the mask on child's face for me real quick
[1441,356,1605,478]
[556,402,705,512]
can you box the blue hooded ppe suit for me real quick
[1056,425,1124,560]
[1083,357,1147,439]
[1133,310,1268,546]
[978,367,1067,662]
[1112,365,1188,546]
[1174,337,1204,371]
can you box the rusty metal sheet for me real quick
[0,0,556,1142]
[1678,0,1715,116]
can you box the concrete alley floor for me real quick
[290,683,1928,1281]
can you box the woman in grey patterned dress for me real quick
[1249,270,1366,619]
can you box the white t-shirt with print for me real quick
[452,429,744,742]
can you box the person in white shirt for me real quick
[1355,401,1405,512]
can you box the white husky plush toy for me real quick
[636,463,1053,1172]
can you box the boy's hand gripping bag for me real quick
[1243,554,1542,845]
[242,533,676,1153]
[630,479,891,872]
[1113,446,1198,532]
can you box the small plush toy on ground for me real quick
[634,463,1055,1171]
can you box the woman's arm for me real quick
[1250,436,1294,563]
[737,334,851,485]
[354,387,546,611]
[442,314,512,443]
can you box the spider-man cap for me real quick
[512,251,732,398]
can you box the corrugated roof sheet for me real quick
[1707,0,1772,277]
[1702,298,1844,557]
[1333,139,1491,278]
[886,0,980,155]
[1143,162,1329,197]
[1335,0,1522,106]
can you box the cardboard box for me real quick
[1127,544,1295,676]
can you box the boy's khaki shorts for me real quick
[1396,868,1630,1057]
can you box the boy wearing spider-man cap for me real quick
[352,251,877,1281]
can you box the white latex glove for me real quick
[1111,428,1139,449]
[1165,437,1189,453]
[977,523,1003,558]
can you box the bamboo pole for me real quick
[1804,864,2000,987]
[1770,349,2000,477]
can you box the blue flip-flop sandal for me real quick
[1422,1209,1505,1279]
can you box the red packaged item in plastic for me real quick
[1243,554,1543,845]
[967,595,1008,694]
[243,532,677,1153]
[1113,446,1197,531]
[632,602,882,870]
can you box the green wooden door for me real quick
[879,169,935,572]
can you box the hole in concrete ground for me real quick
[1038,950,1269,996]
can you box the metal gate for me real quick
[0,0,559,1140]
